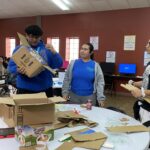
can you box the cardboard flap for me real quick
[71,132,107,142]
[57,111,86,119]
[120,83,137,91]
[43,65,56,75]
[0,97,15,105]
[107,125,150,133]
[13,92,48,105]
[48,96,66,103]
[17,32,30,47]
[144,97,150,104]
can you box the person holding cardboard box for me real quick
[8,25,63,97]
[127,40,150,126]
[62,43,105,107]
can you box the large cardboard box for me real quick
[0,93,64,126]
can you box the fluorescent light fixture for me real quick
[62,0,71,6]
[51,0,70,10]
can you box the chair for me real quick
[99,62,115,95]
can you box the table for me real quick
[0,104,149,150]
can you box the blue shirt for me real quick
[8,41,63,92]
[71,59,95,96]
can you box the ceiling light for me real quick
[51,0,70,11]
[62,0,71,6]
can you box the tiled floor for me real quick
[104,94,137,117]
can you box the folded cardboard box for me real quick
[12,46,44,78]
[15,124,54,147]
[0,93,66,127]
[54,110,98,129]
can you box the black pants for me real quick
[17,87,53,97]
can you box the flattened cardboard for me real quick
[107,125,150,133]
[56,128,107,150]
[121,84,150,104]
[120,84,137,91]
[71,132,107,142]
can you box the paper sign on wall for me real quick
[106,51,116,63]
[90,36,99,50]
[124,35,136,51]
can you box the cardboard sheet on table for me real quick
[107,125,150,133]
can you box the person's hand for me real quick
[98,100,105,107]
[17,66,26,75]
[46,43,57,54]
[63,95,69,101]
[128,80,134,85]
[131,87,142,98]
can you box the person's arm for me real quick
[62,64,71,100]
[95,63,106,107]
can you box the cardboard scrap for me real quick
[54,111,98,129]
[56,128,107,150]
[121,83,150,104]
[120,84,138,91]
[107,125,150,133]
[71,132,107,142]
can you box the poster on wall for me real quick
[106,51,116,63]
[124,35,136,51]
[90,36,99,50]
[144,51,150,66]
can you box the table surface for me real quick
[0,104,149,150]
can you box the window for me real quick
[66,37,79,62]
[47,37,59,52]
[6,37,16,57]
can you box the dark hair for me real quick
[86,43,94,60]
[25,25,43,36]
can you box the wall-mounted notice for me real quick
[124,35,136,51]
[106,51,116,63]
[90,36,99,50]
[144,51,150,66]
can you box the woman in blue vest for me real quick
[62,43,105,106]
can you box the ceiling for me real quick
[0,0,150,19]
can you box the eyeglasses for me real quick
[81,47,89,51]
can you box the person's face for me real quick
[80,44,92,59]
[26,34,41,46]
[146,40,150,53]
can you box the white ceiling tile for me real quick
[0,0,149,18]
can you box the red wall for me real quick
[0,17,36,56]
[0,8,150,92]
[42,8,150,76]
